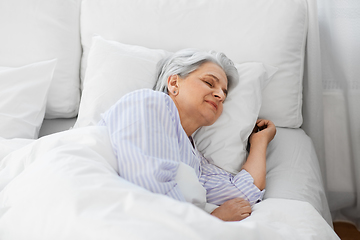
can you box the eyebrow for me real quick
[205,74,228,96]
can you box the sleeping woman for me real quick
[98,49,276,221]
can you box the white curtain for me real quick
[317,0,360,228]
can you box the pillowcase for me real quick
[74,36,170,128]
[0,0,82,118]
[0,59,57,139]
[193,63,278,174]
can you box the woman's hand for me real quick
[249,119,276,147]
[210,198,251,221]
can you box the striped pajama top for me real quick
[99,89,264,207]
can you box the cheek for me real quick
[218,104,224,115]
[213,104,223,122]
[216,110,222,120]
[194,81,209,93]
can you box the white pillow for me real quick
[0,59,57,139]
[81,0,307,128]
[193,63,278,174]
[0,0,81,119]
[74,36,170,128]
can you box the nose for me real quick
[213,88,226,102]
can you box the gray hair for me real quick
[153,49,239,94]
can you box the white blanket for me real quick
[0,127,339,240]
[0,137,33,161]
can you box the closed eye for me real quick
[204,81,213,87]
[202,74,227,97]
[202,78,214,87]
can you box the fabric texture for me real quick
[0,59,57,139]
[99,89,264,207]
[0,0,82,118]
[0,137,33,161]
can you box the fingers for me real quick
[250,119,276,145]
[256,119,273,128]
[211,198,252,221]
[241,211,251,219]
[231,198,251,220]
[256,119,276,133]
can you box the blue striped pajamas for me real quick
[99,89,264,207]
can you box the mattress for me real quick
[264,127,332,226]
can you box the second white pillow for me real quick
[75,36,170,128]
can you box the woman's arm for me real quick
[199,159,265,207]
[242,119,276,190]
[199,119,275,208]
[100,89,186,202]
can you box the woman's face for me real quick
[169,62,228,134]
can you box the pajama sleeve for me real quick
[199,156,265,206]
[99,89,186,202]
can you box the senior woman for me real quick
[98,49,276,221]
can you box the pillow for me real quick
[193,63,278,174]
[0,59,57,139]
[0,0,82,118]
[81,0,307,128]
[74,36,170,128]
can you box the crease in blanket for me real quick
[175,162,218,213]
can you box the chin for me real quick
[203,117,218,127]
[200,111,220,127]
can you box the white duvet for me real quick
[0,127,339,240]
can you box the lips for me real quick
[205,100,218,111]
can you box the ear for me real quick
[167,75,180,96]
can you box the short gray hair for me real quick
[153,49,239,94]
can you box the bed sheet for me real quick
[0,126,339,239]
[264,127,332,226]
[38,117,76,138]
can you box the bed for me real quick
[0,0,340,239]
